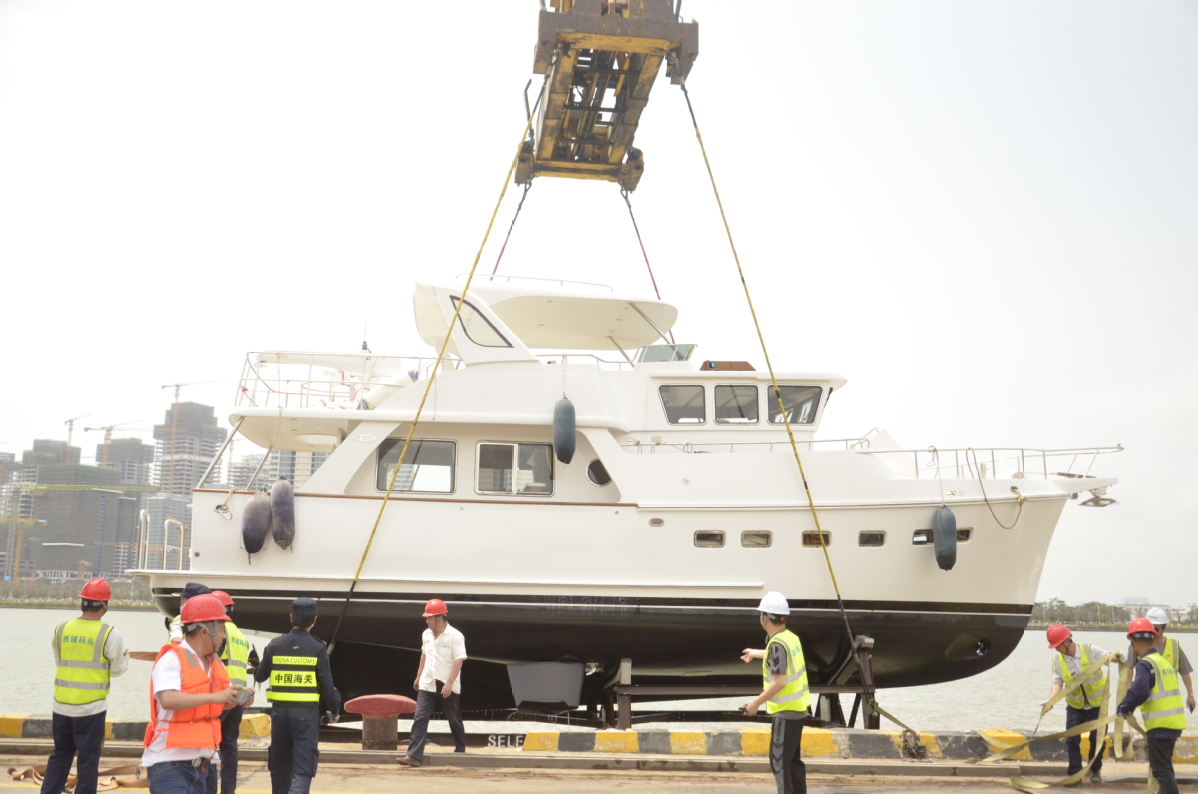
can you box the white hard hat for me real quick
[757,591,790,616]
[1146,607,1169,625]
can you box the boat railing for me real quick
[618,436,1123,480]
[536,353,634,371]
[461,273,615,291]
[235,351,456,409]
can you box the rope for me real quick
[489,182,533,279]
[620,189,674,343]
[966,447,1025,530]
[677,81,858,658]
[328,66,552,653]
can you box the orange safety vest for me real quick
[143,643,230,751]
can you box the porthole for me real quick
[801,531,831,548]
[912,530,933,545]
[694,531,725,548]
[586,459,612,486]
[957,528,972,543]
[741,531,772,548]
[649,518,664,527]
[858,531,885,547]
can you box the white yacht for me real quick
[135,277,1120,710]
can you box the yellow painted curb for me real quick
[522,731,559,752]
[669,731,707,754]
[595,730,638,753]
[239,713,271,740]
[104,722,114,740]
[1174,736,1198,764]
[977,729,1032,761]
[0,715,30,738]
[802,727,839,757]
[740,728,770,757]
[916,732,942,759]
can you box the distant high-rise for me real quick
[266,450,328,489]
[227,454,265,490]
[98,438,154,485]
[153,403,227,497]
[22,440,81,466]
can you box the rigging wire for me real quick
[328,61,554,653]
[677,81,861,665]
[490,182,533,280]
[620,188,674,343]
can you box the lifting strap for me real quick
[620,189,673,343]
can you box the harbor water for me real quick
[4,607,1196,733]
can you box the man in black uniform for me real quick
[254,598,340,794]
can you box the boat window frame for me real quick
[658,384,706,425]
[375,438,458,495]
[475,441,555,497]
[767,385,823,426]
[450,296,513,349]
[586,458,612,487]
[714,384,759,425]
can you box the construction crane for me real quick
[63,414,91,450]
[515,0,699,191]
[83,421,151,465]
[160,380,225,494]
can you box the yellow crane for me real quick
[63,414,91,451]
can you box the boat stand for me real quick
[606,636,881,730]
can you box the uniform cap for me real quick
[212,590,235,607]
[423,598,448,617]
[1128,617,1157,640]
[180,582,211,600]
[180,594,230,624]
[756,591,790,616]
[1146,607,1169,626]
[1046,624,1071,649]
[291,597,318,619]
[79,578,111,602]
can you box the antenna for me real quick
[362,319,370,353]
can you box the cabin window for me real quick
[715,385,759,425]
[859,531,886,547]
[637,344,696,362]
[587,459,612,486]
[450,296,512,348]
[914,528,972,545]
[694,531,725,548]
[659,385,705,424]
[741,530,772,548]
[801,531,832,548]
[376,439,456,493]
[767,385,822,425]
[957,528,972,543]
[477,442,553,495]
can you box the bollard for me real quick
[343,694,417,751]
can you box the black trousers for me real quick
[1064,704,1103,775]
[1147,736,1179,794]
[205,706,244,794]
[405,683,466,762]
[769,715,806,794]
[41,711,106,794]
[268,707,319,794]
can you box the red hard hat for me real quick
[212,590,235,607]
[180,594,231,625]
[79,578,111,602]
[1046,624,1071,649]
[422,598,448,617]
[1128,617,1156,639]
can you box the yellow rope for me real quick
[329,95,543,648]
[679,84,854,643]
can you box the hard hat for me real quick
[1046,624,1071,649]
[422,598,448,617]
[1146,607,1169,626]
[212,590,235,607]
[1127,617,1157,640]
[180,594,231,625]
[79,578,111,602]
[756,591,790,616]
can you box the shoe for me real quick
[454,748,466,754]
[1089,772,1102,784]
[397,756,421,767]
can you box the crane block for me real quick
[517,0,699,192]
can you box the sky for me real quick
[0,1,1194,605]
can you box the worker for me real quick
[739,591,809,794]
[398,598,467,768]
[1044,624,1115,784]
[1125,607,1196,714]
[206,591,253,794]
[255,597,340,794]
[41,578,128,794]
[1118,617,1186,794]
[143,594,252,794]
[168,582,212,644]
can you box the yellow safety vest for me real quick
[1140,653,1186,732]
[266,655,320,704]
[763,629,810,715]
[1160,636,1180,671]
[1057,643,1108,709]
[53,619,113,706]
[220,620,252,686]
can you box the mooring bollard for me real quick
[343,694,417,751]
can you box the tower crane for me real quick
[63,414,91,450]
[160,380,225,494]
[83,421,151,465]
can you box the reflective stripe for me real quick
[267,691,320,702]
[771,687,811,704]
[54,678,109,690]
[1153,706,1187,717]
[1058,644,1108,709]
[1141,654,1187,731]
[58,660,109,670]
[227,660,248,669]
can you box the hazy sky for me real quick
[1,2,1194,604]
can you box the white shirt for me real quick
[418,624,467,694]
[50,619,128,717]
[1051,643,1113,687]
[142,638,222,766]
